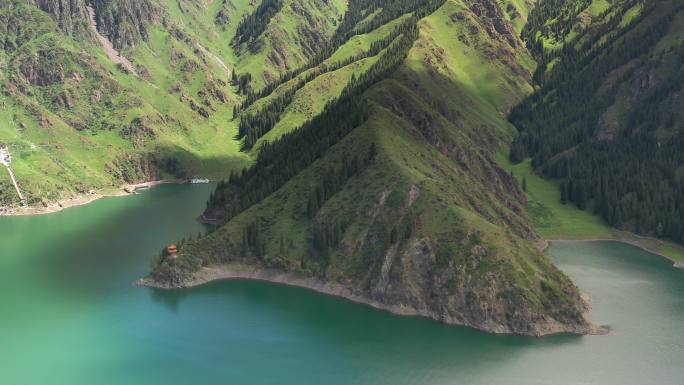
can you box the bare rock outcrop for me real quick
[27,0,92,38]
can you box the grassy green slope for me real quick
[495,155,613,239]
[1,0,384,208]
[234,0,348,89]
[0,0,254,206]
[1,0,355,207]
[255,57,379,149]
[495,154,684,263]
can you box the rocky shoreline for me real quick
[0,179,187,217]
[137,262,607,337]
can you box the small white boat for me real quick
[190,178,210,184]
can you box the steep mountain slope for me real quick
[0,0,242,206]
[145,0,596,336]
[510,0,684,243]
[0,0,348,207]
[27,0,92,38]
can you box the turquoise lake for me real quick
[1,184,683,384]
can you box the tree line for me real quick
[510,0,684,243]
[231,0,283,48]
[235,19,416,150]
[307,144,377,218]
[232,0,446,111]
[206,12,426,224]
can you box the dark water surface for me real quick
[1,185,683,384]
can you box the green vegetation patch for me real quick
[495,155,612,239]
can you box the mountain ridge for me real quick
[143,0,598,336]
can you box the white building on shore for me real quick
[1,143,26,206]
[0,143,10,166]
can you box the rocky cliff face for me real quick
[27,0,91,38]
[466,0,521,49]
[23,0,162,50]
[90,0,164,50]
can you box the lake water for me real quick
[1,185,683,385]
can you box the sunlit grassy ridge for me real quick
[253,57,379,150]
[174,0,684,282]
[2,0,363,206]
[0,0,255,205]
[233,0,348,90]
[0,0,539,211]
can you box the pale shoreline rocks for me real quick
[0,179,186,217]
[137,262,608,338]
